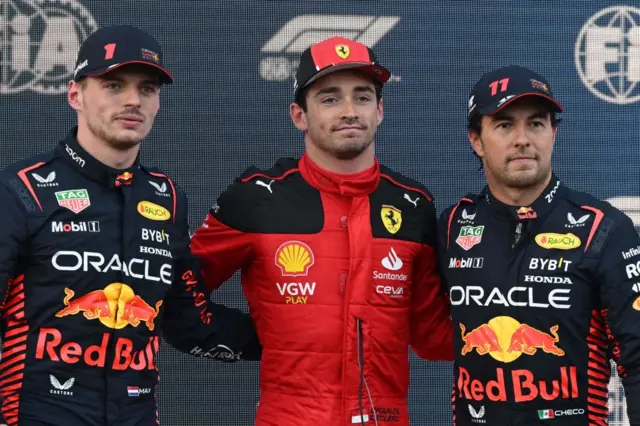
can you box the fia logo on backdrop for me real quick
[575,5,640,104]
[0,0,98,95]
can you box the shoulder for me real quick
[215,157,306,211]
[0,150,57,182]
[373,165,439,245]
[562,187,621,217]
[561,186,635,245]
[376,164,437,221]
[138,165,190,229]
[0,150,57,213]
[141,165,186,200]
[211,158,322,233]
[378,164,434,203]
[439,192,480,223]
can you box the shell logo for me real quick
[275,241,314,276]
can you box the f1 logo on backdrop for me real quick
[260,14,400,82]
[0,0,98,95]
[575,5,640,104]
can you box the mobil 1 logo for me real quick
[52,221,100,233]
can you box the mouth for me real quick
[115,115,144,124]
[509,156,536,162]
[333,126,364,132]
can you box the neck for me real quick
[76,122,139,169]
[486,172,552,206]
[304,139,375,174]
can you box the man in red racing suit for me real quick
[191,37,453,426]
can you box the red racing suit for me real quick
[191,154,453,426]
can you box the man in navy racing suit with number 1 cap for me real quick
[0,25,260,426]
[439,65,640,425]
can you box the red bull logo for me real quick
[55,283,162,331]
[120,295,163,330]
[458,316,575,403]
[517,207,537,220]
[460,316,564,362]
[115,172,133,187]
[507,324,565,356]
[56,288,111,320]
[458,365,578,403]
[460,323,500,355]
[35,328,159,371]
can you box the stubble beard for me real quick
[86,115,143,150]
[326,137,372,160]
[498,160,551,189]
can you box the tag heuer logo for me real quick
[456,226,485,251]
[55,189,90,214]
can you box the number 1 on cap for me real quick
[104,43,117,60]
[489,78,509,96]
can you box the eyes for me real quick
[103,82,159,95]
[319,94,374,104]
[495,120,545,130]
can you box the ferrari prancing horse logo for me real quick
[381,205,402,234]
[335,44,350,59]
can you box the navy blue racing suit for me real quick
[0,127,260,426]
[439,175,640,425]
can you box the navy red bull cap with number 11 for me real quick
[294,37,391,102]
[467,65,563,122]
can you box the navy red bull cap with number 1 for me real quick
[293,37,391,102]
[73,25,173,84]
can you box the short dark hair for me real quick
[295,80,383,112]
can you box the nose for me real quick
[513,122,531,148]
[123,85,142,108]
[341,98,358,120]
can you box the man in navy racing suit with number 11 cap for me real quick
[0,25,260,426]
[439,65,640,425]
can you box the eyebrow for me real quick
[353,85,375,93]
[313,85,375,97]
[314,87,340,97]
[99,75,160,86]
[491,110,550,121]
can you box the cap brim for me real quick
[79,61,173,84]
[303,62,390,89]
[478,92,563,116]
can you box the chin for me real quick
[108,132,145,149]
[334,147,368,160]
[331,138,371,157]
[505,171,544,188]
